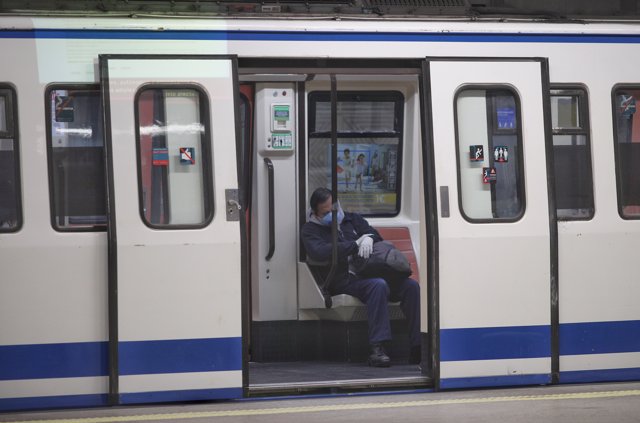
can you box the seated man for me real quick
[301,187,421,367]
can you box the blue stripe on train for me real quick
[119,337,242,375]
[2,29,640,43]
[441,373,551,389]
[0,341,108,380]
[441,320,640,362]
[560,320,640,356]
[0,394,107,412]
[440,367,640,389]
[440,325,551,361]
[119,387,243,404]
[0,337,242,380]
[560,368,640,384]
[0,388,242,411]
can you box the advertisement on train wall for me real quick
[325,143,398,214]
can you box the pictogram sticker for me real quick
[180,147,195,165]
[54,95,74,122]
[494,146,509,163]
[620,95,637,117]
[469,145,484,161]
[482,167,497,184]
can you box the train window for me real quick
[455,88,525,221]
[0,86,21,232]
[613,86,640,218]
[0,96,7,132]
[135,86,213,228]
[47,86,106,231]
[550,88,594,220]
[308,91,403,216]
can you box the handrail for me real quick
[264,157,275,261]
[321,74,339,309]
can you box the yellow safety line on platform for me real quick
[5,389,640,423]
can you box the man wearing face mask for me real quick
[301,187,421,367]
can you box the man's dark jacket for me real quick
[301,211,383,293]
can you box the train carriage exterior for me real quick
[1,14,640,411]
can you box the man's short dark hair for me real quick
[310,187,332,212]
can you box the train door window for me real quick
[550,87,594,220]
[613,86,640,218]
[135,86,213,228]
[454,87,525,221]
[307,91,403,216]
[0,86,21,232]
[47,85,106,231]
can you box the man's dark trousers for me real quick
[339,276,421,346]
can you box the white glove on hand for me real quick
[355,234,372,247]
[356,234,374,259]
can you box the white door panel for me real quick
[428,59,552,389]
[101,56,242,403]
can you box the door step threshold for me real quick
[248,376,432,396]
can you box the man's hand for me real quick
[355,234,373,259]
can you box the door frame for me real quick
[239,59,432,388]
[420,57,558,390]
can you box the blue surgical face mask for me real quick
[321,206,345,226]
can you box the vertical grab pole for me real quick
[321,74,339,308]
[330,74,339,226]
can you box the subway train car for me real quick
[1,11,640,411]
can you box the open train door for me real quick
[423,58,556,389]
[100,55,244,404]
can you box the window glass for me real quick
[455,88,524,221]
[48,87,106,230]
[550,88,594,220]
[0,96,6,133]
[613,87,640,217]
[551,95,581,130]
[136,87,213,227]
[308,91,403,216]
[314,100,398,133]
[0,87,20,231]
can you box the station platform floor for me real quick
[2,381,640,423]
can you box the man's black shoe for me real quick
[409,345,422,364]
[368,343,391,367]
